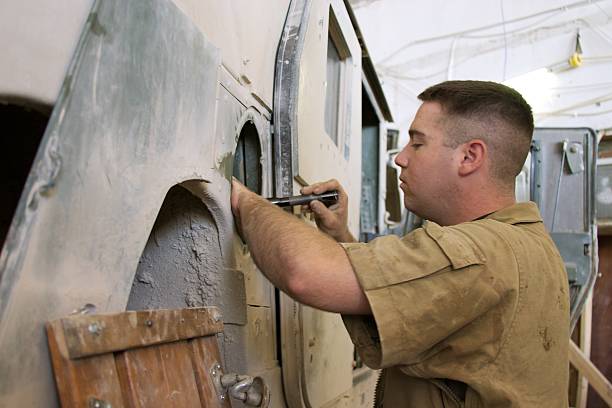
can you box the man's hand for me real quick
[301,179,355,243]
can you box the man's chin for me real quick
[403,199,423,218]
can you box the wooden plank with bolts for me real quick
[46,320,125,407]
[54,307,223,359]
[569,339,612,406]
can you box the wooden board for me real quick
[569,340,612,406]
[115,341,201,408]
[58,307,223,359]
[191,336,232,408]
[47,307,230,407]
[47,320,126,407]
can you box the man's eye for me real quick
[411,143,423,149]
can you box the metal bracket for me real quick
[530,140,542,205]
[566,141,584,174]
[210,362,270,407]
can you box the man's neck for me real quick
[437,189,516,226]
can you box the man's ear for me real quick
[458,139,486,176]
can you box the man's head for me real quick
[395,80,533,224]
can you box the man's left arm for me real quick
[231,179,371,314]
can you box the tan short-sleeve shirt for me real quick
[342,202,569,407]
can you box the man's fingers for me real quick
[301,179,342,195]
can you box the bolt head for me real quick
[212,311,222,322]
[88,323,101,335]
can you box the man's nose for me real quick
[394,147,408,167]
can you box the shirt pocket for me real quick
[423,222,486,270]
[345,225,485,291]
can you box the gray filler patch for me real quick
[127,185,246,325]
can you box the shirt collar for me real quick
[483,201,543,225]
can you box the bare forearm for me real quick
[236,195,370,314]
[238,195,336,293]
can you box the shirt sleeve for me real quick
[341,223,504,369]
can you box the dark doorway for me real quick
[0,103,50,250]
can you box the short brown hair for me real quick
[418,80,534,185]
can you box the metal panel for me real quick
[273,0,312,197]
[0,1,224,405]
[531,128,597,330]
[276,1,362,407]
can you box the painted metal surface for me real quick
[173,0,290,112]
[295,0,363,235]
[0,0,383,406]
[531,128,598,330]
[277,2,370,407]
[273,0,312,197]
[0,1,223,405]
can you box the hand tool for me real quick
[267,190,339,208]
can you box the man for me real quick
[231,81,569,407]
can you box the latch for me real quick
[210,363,270,407]
[565,141,584,174]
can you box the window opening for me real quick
[233,121,262,194]
[325,8,351,147]
[325,40,342,145]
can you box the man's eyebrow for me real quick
[408,129,426,139]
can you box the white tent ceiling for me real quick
[350,0,612,138]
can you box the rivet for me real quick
[88,323,102,335]
[145,319,153,327]
[213,311,222,322]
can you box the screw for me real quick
[570,145,578,153]
[145,319,153,327]
[212,310,222,323]
[89,398,111,408]
[88,323,102,335]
